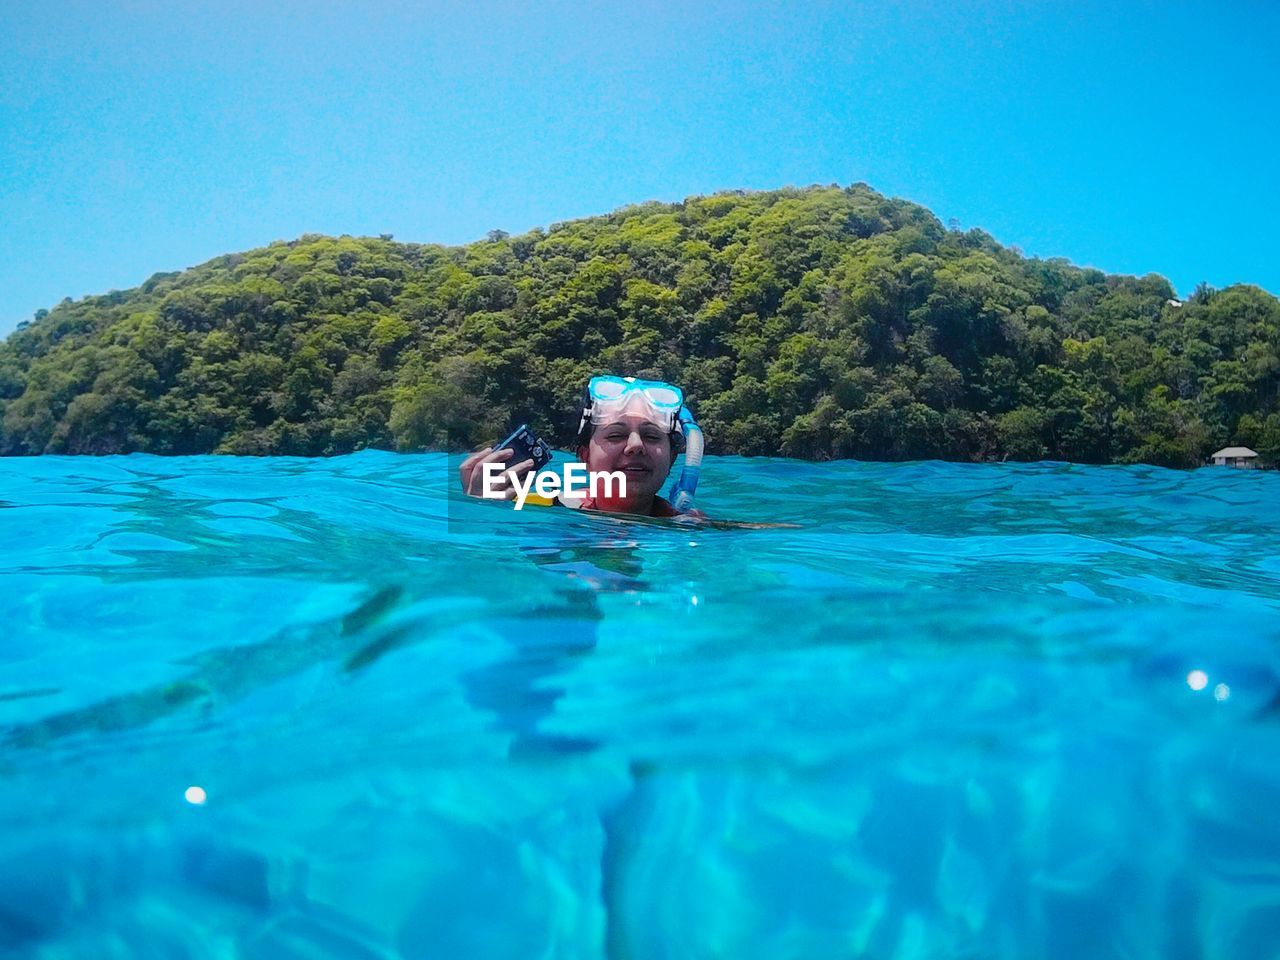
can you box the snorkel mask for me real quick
[581,376,683,431]
[576,375,705,512]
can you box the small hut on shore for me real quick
[1210,446,1260,469]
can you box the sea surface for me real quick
[2,451,1279,959]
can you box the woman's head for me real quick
[578,405,675,501]
[574,376,688,503]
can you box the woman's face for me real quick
[581,414,673,499]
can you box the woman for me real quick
[458,376,704,518]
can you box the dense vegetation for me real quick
[2,185,1278,465]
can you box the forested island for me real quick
[2,184,1278,466]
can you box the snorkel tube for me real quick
[668,405,704,513]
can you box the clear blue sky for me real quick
[3,0,1278,336]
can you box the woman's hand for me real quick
[458,446,536,500]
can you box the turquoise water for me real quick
[2,452,1279,959]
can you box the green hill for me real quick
[2,184,1278,465]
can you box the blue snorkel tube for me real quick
[668,405,704,513]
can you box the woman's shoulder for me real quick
[649,496,683,518]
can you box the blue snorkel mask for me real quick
[577,375,705,512]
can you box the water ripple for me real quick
[1,452,1279,957]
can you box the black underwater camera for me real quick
[495,424,552,473]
